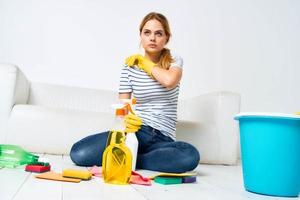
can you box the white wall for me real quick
[0,0,299,113]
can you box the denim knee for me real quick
[70,132,109,166]
[176,141,200,172]
[188,143,201,170]
[70,142,88,166]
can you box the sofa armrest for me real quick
[177,91,241,165]
[0,63,30,142]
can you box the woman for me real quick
[70,12,200,173]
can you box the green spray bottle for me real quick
[0,144,39,168]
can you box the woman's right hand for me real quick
[124,113,142,133]
[125,54,156,77]
[125,54,143,67]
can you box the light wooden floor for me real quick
[0,154,299,200]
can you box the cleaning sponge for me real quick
[154,176,182,185]
[62,169,92,180]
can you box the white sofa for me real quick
[0,63,241,165]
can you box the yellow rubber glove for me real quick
[125,54,156,77]
[125,54,143,67]
[124,113,142,133]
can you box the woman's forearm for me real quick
[119,93,131,99]
[152,66,182,89]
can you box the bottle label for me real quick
[3,150,15,154]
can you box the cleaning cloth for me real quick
[88,165,151,186]
[89,166,102,177]
[130,171,151,186]
[35,171,81,183]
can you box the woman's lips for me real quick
[148,44,157,48]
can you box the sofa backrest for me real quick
[28,82,118,114]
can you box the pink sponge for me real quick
[25,164,51,173]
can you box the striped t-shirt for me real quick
[119,55,183,140]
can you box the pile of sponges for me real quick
[151,173,197,185]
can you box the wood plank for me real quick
[196,165,283,200]
[62,155,147,200]
[13,154,63,200]
[199,164,244,191]
[2,155,294,200]
[132,174,245,200]
[131,165,288,200]
[0,167,30,200]
[0,153,44,200]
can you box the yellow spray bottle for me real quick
[102,108,132,185]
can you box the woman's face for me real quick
[140,19,168,54]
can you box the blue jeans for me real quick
[70,125,200,173]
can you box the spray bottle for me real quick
[102,108,132,185]
[121,99,139,171]
[0,144,39,168]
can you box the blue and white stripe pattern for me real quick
[119,55,183,140]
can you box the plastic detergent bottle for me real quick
[102,108,132,185]
[122,99,139,171]
[0,144,39,168]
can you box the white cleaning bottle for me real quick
[126,130,138,171]
[122,99,139,171]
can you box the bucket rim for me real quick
[234,112,300,120]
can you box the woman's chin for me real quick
[145,48,162,54]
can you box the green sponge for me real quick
[154,176,182,185]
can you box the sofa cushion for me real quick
[6,104,114,154]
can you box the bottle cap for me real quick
[132,98,137,105]
[115,108,127,116]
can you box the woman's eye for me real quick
[155,31,164,37]
[144,31,150,36]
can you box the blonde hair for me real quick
[139,12,173,70]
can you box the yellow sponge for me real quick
[62,169,92,180]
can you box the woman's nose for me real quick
[150,34,155,41]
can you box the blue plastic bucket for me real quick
[235,113,300,197]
